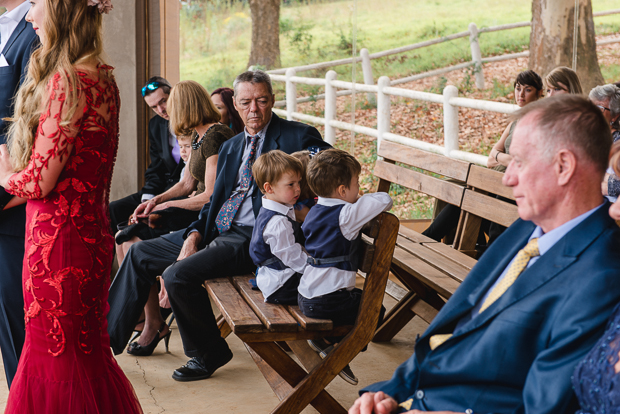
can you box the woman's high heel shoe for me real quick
[126,322,171,356]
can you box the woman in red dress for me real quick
[0,0,143,412]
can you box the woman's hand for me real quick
[0,144,15,188]
[131,198,159,223]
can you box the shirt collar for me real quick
[262,197,295,220]
[529,201,605,256]
[0,1,30,23]
[243,114,273,143]
[317,196,349,207]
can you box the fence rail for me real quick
[268,9,620,169]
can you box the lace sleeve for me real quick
[7,74,85,199]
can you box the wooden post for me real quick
[377,76,391,152]
[286,68,297,121]
[324,71,337,145]
[468,23,484,90]
[443,85,459,157]
[360,48,376,106]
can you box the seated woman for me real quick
[423,70,543,250]
[116,81,235,263]
[573,141,620,413]
[124,81,235,356]
[545,66,583,96]
[211,87,244,135]
[589,84,620,201]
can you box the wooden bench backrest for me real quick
[454,165,519,251]
[375,141,471,206]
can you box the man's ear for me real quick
[555,149,577,186]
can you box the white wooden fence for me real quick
[267,10,620,166]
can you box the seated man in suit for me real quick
[0,0,37,388]
[109,76,184,233]
[350,95,620,414]
[107,70,330,380]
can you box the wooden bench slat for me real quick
[461,190,519,228]
[421,242,478,271]
[287,306,333,331]
[205,278,265,334]
[232,276,299,332]
[375,160,465,206]
[397,236,469,283]
[378,140,471,181]
[397,224,436,243]
[392,246,461,298]
[466,165,515,200]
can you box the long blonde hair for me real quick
[7,0,104,170]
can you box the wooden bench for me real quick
[372,141,519,342]
[205,212,399,414]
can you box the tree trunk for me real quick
[529,0,604,93]
[248,0,281,70]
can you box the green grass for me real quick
[180,0,620,94]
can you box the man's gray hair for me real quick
[510,95,612,173]
[233,70,274,96]
[589,84,620,119]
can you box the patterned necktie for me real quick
[215,134,260,233]
[429,238,540,351]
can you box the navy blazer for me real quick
[363,201,620,414]
[0,15,37,236]
[141,115,183,196]
[183,113,329,247]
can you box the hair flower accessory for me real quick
[87,0,113,14]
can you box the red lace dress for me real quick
[4,65,143,413]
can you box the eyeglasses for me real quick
[596,105,610,112]
[141,82,161,97]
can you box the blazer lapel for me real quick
[2,17,28,56]
[222,134,245,197]
[260,113,282,154]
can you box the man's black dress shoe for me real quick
[171,349,233,382]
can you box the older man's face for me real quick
[503,114,558,227]
[234,82,275,135]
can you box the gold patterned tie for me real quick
[429,238,539,351]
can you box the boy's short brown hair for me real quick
[252,150,304,194]
[177,134,192,143]
[290,150,314,200]
[306,148,361,197]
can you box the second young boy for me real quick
[250,150,309,304]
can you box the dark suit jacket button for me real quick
[415,390,424,399]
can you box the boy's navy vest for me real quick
[302,204,360,271]
[250,207,304,271]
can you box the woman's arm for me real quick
[133,158,198,219]
[0,75,82,198]
[487,121,513,168]
[3,196,27,210]
[155,155,218,211]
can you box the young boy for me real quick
[177,134,192,180]
[249,150,309,305]
[299,148,393,384]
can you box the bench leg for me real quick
[245,342,347,414]
[373,291,418,342]
[217,315,231,339]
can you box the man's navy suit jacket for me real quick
[141,115,184,196]
[183,113,329,247]
[0,15,37,236]
[363,201,620,414]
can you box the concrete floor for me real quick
[0,276,428,413]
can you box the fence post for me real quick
[443,85,459,157]
[360,48,376,106]
[377,76,391,152]
[324,70,337,146]
[468,23,485,89]
[286,68,297,121]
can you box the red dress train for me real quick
[4,65,143,413]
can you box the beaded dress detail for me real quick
[4,65,142,413]
[573,303,620,414]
